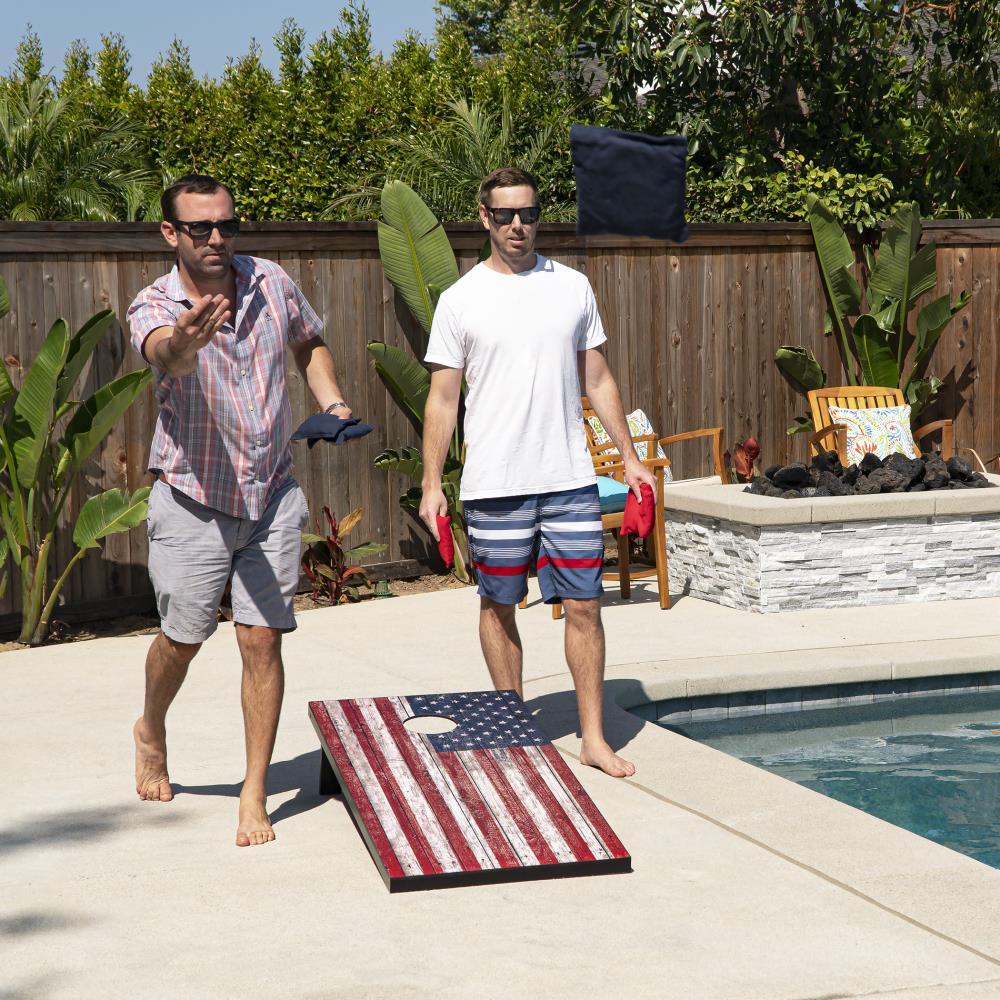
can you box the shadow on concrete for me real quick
[0,910,94,938]
[525,677,648,754]
[0,805,183,858]
[172,749,330,826]
[0,974,60,1000]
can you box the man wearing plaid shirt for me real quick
[127,174,350,847]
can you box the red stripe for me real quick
[374,698,483,873]
[508,746,596,863]
[436,752,522,869]
[536,556,603,570]
[473,561,531,576]
[338,700,444,875]
[308,702,404,880]
[538,745,629,859]
[475,750,559,866]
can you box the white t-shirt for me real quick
[425,255,607,501]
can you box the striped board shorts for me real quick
[463,484,604,605]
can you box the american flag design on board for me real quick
[308,691,631,891]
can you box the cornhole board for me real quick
[308,690,631,892]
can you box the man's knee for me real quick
[157,631,202,665]
[562,598,602,627]
[480,597,517,624]
[236,624,283,665]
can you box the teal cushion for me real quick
[597,475,629,514]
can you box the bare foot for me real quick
[580,738,636,778]
[133,717,173,801]
[236,795,275,847]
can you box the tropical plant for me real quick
[367,180,475,582]
[0,279,153,644]
[775,196,970,434]
[301,506,386,604]
[0,79,159,221]
[723,437,761,484]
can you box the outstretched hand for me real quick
[169,294,231,360]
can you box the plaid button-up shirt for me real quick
[127,255,322,519]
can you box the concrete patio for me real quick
[3,582,1000,1000]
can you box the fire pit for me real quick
[749,451,995,498]
[663,470,1000,613]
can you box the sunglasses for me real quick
[483,205,541,226]
[170,218,241,239]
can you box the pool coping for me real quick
[526,635,1000,967]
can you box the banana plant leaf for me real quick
[868,203,937,308]
[375,446,424,481]
[912,291,970,370]
[72,486,151,550]
[0,354,13,408]
[377,181,459,334]
[787,414,814,436]
[0,275,9,319]
[61,368,152,471]
[56,309,117,408]
[11,319,70,487]
[905,376,944,416]
[367,341,430,429]
[775,346,827,393]
[806,194,862,320]
[852,314,900,387]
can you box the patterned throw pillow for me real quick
[826,404,918,465]
[587,409,673,481]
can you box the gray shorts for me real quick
[146,479,309,643]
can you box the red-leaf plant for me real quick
[724,437,761,484]
[301,506,387,605]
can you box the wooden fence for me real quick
[0,220,998,621]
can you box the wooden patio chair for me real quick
[807,386,954,463]
[540,399,725,620]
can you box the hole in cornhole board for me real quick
[402,715,458,734]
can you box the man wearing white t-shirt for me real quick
[419,167,654,778]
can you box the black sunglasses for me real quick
[483,205,541,226]
[170,218,241,239]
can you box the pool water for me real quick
[668,691,1000,869]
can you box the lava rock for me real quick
[908,483,928,492]
[746,478,768,495]
[883,452,925,484]
[946,456,974,480]
[764,464,782,481]
[859,453,883,474]
[811,450,843,476]
[817,470,853,497]
[772,463,811,488]
[970,472,992,488]
[808,466,821,486]
[922,454,951,490]
[781,489,803,499]
[869,467,909,492]
[949,480,972,489]
[801,487,818,498]
[764,484,786,498]
[842,464,861,487]
[813,486,832,497]
[854,474,882,495]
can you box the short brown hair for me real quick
[161,173,236,221]
[479,167,539,206]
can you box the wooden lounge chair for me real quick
[544,400,724,619]
[807,386,954,463]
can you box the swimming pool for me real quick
[659,688,1000,870]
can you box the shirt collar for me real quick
[162,255,259,304]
